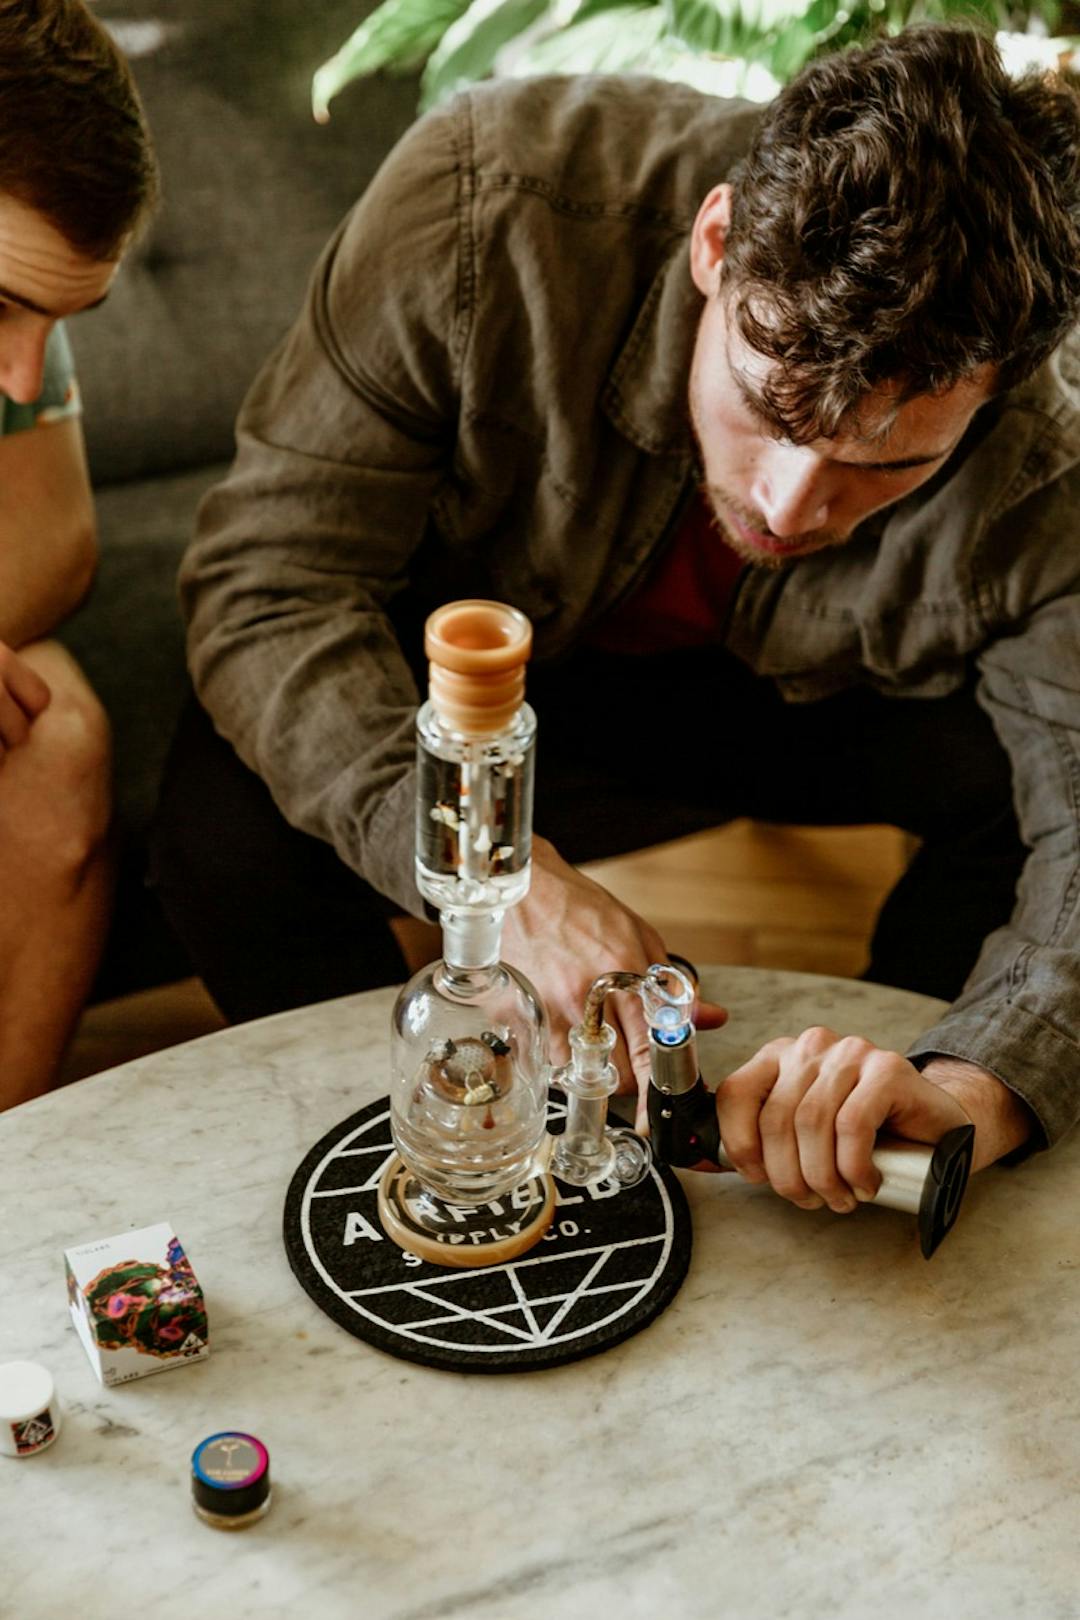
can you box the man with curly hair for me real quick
[160,26,1080,1215]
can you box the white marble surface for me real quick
[2,965,1078,1619]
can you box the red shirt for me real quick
[587,489,744,655]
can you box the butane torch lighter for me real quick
[642,963,975,1259]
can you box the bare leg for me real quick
[0,640,112,1111]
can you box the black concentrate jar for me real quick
[191,1431,271,1528]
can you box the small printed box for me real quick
[64,1223,209,1387]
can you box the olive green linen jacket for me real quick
[182,74,1080,1150]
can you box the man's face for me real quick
[688,185,995,570]
[0,194,119,404]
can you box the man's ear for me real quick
[690,183,733,297]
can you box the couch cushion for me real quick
[57,464,228,833]
[73,0,418,486]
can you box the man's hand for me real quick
[0,641,50,761]
[716,1027,1034,1212]
[501,836,726,1119]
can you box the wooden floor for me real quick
[61,819,911,1082]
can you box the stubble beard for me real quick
[687,393,848,571]
[697,477,849,572]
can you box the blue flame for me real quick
[651,1004,691,1046]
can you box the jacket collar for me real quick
[992,324,1080,506]
[602,236,701,459]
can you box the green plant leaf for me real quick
[766,17,829,78]
[769,0,874,74]
[502,5,668,75]
[665,0,755,57]
[641,33,785,94]
[572,0,657,20]
[316,0,1079,122]
[312,0,473,119]
[421,0,556,107]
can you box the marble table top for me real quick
[1,965,1077,1620]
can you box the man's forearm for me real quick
[0,417,97,647]
[920,1055,1036,1169]
[0,535,96,647]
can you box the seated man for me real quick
[0,0,156,1109]
[156,26,1079,1213]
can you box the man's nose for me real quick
[750,444,830,537]
[0,322,49,406]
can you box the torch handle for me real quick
[647,1076,973,1258]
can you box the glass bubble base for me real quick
[377,1156,555,1268]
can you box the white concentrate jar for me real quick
[0,1361,61,1457]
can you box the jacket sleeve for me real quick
[180,99,467,917]
[907,540,1080,1151]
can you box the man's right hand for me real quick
[0,641,51,761]
[500,836,727,1126]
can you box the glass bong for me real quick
[378,599,651,1267]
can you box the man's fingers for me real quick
[715,1038,792,1183]
[758,1040,831,1207]
[0,646,51,720]
[833,1051,967,1199]
[695,999,728,1030]
[827,1049,910,1200]
[608,999,652,1092]
[791,1038,873,1210]
[595,998,653,1132]
[624,1019,654,1103]
[0,686,33,751]
[613,1016,653,1135]
[0,645,51,754]
[546,1007,574,1070]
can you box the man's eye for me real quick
[846,458,922,477]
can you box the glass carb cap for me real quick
[191,1431,271,1527]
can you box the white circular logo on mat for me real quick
[297,1098,679,1358]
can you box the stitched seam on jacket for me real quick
[452,95,477,382]
[985,406,1064,526]
[475,172,694,231]
[308,203,457,449]
[603,251,688,453]
[310,248,447,446]
[966,407,1063,631]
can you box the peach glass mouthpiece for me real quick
[425,600,533,736]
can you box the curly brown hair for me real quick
[723,25,1080,443]
[0,0,158,261]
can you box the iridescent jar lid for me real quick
[191,1431,271,1528]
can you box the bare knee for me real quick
[0,641,112,875]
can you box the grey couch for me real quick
[56,0,417,995]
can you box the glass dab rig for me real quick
[378,600,648,1269]
[377,600,974,1268]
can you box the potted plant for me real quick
[313,0,1080,120]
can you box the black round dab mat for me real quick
[283,1093,692,1374]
